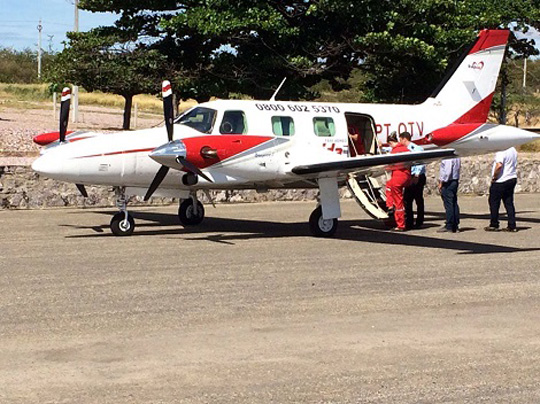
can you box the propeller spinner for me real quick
[144,81,213,201]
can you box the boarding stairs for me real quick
[346,174,389,220]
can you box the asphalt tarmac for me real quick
[1,194,540,403]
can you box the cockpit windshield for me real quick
[175,107,216,134]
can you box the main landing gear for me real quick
[178,195,205,226]
[110,187,135,236]
[309,205,338,237]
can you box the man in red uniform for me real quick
[385,132,411,231]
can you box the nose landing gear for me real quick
[110,187,135,236]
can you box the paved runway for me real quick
[1,194,540,403]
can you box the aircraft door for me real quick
[345,113,378,157]
[343,112,389,220]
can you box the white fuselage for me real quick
[32,99,538,197]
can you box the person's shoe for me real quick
[414,223,424,229]
[453,227,461,233]
[392,227,406,232]
[502,227,518,232]
[484,226,500,232]
[437,227,452,233]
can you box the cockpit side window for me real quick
[220,110,248,134]
[175,107,216,134]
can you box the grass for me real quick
[519,139,540,152]
[0,83,198,113]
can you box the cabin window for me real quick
[220,110,248,134]
[313,117,335,137]
[271,116,295,136]
[175,107,216,134]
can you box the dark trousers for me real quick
[441,179,460,231]
[404,173,426,228]
[488,178,517,229]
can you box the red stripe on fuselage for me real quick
[73,135,275,165]
[182,135,274,169]
[76,148,155,159]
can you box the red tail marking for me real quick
[454,92,494,124]
[469,30,509,55]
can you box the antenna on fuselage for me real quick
[270,77,287,101]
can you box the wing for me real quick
[291,149,456,179]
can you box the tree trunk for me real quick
[122,94,133,130]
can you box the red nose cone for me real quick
[33,131,73,146]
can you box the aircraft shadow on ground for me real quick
[425,210,540,225]
[62,209,540,255]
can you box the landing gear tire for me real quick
[110,212,135,236]
[178,199,205,226]
[309,206,338,237]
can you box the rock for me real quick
[1,153,539,209]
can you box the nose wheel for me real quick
[178,197,205,226]
[110,186,135,236]
[110,212,135,236]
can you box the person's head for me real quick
[387,131,398,145]
[399,131,411,145]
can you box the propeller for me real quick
[59,87,71,143]
[59,86,88,197]
[144,81,174,201]
[144,80,213,201]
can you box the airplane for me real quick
[32,29,539,237]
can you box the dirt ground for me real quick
[0,105,162,156]
[1,196,540,403]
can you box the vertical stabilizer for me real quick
[426,30,509,124]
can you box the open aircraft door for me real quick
[344,112,389,220]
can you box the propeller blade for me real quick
[59,87,71,142]
[162,80,174,142]
[176,156,213,183]
[76,184,88,198]
[144,165,170,201]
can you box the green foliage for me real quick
[46,31,169,128]
[68,0,540,105]
[0,48,55,84]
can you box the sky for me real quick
[0,0,118,51]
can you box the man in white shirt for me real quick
[485,147,518,232]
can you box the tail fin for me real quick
[426,29,509,124]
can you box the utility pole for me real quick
[72,0,79,123]
[523,58,528,90]
[37,20,42,79]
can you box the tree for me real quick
[47,31,168,129]
[0,47,55,83]
[76,0,540,104]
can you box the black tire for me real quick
[309,206,338,237]
[110,212,135,236]
[178,199,205,226]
